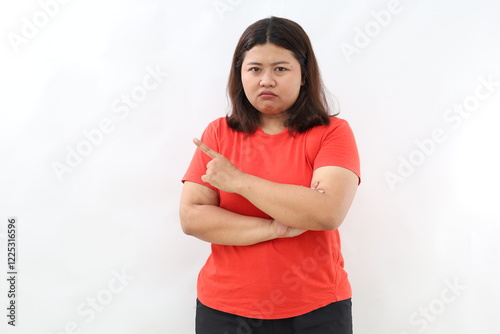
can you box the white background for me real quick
[1,0,499,333]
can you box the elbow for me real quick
[318,220,341,231]
[179,217,192,236]
[314,197,353,230]
[179,206,196,236]
[179,202,217,238]
[180,218,194,236]
[316,212,345,231]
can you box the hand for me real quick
[272,219,306,238]
[194,138,245,193]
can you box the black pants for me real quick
[195,299,353,334]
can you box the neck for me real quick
[259,113,286,134]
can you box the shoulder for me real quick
[205,117,227,130]
[201,117,230,138]
[327,116,351,130]
[306,116,353,138]
[205,117,237,133]
[201,117,243,151]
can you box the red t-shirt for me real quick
[182,116,360,319]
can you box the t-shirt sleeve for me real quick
[181,120,220,192]
[313,118,361,183]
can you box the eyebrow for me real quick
[245,61,291,66]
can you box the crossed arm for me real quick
[179,139,359,246]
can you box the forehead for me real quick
[242,43,297,64]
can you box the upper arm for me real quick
[310,166,359,228]
[179,181,219,234]
[180,181,219,207]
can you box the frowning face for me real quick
[241,43,302,117]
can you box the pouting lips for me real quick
[259,91,277,97]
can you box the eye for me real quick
[275,67,287,72]
[249,67,261,72]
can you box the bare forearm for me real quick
[180,203,275,246]
[192,139,358,232]
[235,174,338,230]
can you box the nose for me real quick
[260,71,275,87]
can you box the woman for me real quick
[180,16,360,334]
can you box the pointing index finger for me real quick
[193,138,219,159]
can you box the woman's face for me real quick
[241,43,302,117]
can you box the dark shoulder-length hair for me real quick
[226,16,334,134]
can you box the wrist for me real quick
[268,219,280,241]
[270,219,288,239]
[233,171,253,195]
